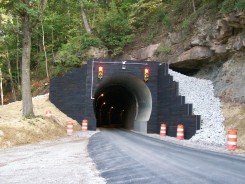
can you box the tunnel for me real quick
[93,74,152,132]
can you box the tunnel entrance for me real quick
[93,74,152,132]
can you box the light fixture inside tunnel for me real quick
[144,68,149,82]
[93,74,152,130]
[98,66,103,79]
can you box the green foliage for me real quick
[55,33,103,65]
[235,1,245,11]
[80,33,103,50]
[221,0,245,12]
[180,2,215,31]
[221,0,236,12]
[2,0,245,100]
[96,2,134,56]
[52,33,104,76]
[146,28,159,44]
[154,46,171,56]
[153,9,172,31]
[182,18,191,30]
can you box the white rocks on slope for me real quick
[169,69,226,145]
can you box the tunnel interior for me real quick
[93,74,152,131]
[94,85,136,128]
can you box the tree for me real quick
[80,0,91,33]
[0,66,3,105]
[192,0,196,12]
[0,0,47,116]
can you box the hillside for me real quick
[0,1,244,150]
[118,5,245,150]
[0,94,81,150]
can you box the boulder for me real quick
[233,34,245,51]
[223,12,245,28]
[132,43,160,60]
[87,47,108,58]
[191,36,205,46]
[210,44,227,54]
[216,19,233,41]
[177,46,213,62]
[168,32,183,44]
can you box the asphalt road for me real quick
[88,129,245,184]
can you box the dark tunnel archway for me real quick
[93,74,152,132]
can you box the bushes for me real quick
[221,0,245,12]
[55,34,103,65]
[96,6,134,56]
[52,33,103,76]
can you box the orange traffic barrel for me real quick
[227,130,237,150]
[176,124,184,140]
[45,110,52,118]
[66,121,73,136]
[82,119,88,132]
[160,124,166,136]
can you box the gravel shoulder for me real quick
[0,131,106,184]
[131,130,245,157]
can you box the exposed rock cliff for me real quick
[120,11,245,149]
[122,11,245,103]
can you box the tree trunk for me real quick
[80,0,91,33]
[192,0,196,12]
[16,16,21,92]
[7,51,17,101]
[21,13,34,116]
[0,14,2,28]
[51,28,55,62]
[0,68,3,105]
[41,19,49,79]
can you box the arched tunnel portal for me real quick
[93,74,152,131]
[50,60,201,138]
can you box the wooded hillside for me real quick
[0,0,244,108]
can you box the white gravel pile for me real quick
[33,93,49,99]
[169,69,226,145]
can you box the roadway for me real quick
[88,129,245,184]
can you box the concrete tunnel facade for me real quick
[50,59,201,139]
[93,74,152,132]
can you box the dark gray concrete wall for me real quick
[157,63,201,139]
[49,66,87,124]
[49,59,200,139]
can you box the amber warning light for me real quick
[144,68,149,82]
[98,66,103,79]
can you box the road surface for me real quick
[88,129,245,184]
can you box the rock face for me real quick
[87,47,108,59]
[168,12,245,68]
[195,53,245,103]
[132,43,160,60]
[176,46,212,63]
[154,11,245,103]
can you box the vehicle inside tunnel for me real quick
[93,74,152,131]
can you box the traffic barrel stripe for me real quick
[176,124,184,140]
[66,121,73,136]
[227,130,237,150]
[82,120,88,132]
[160,124,166,136]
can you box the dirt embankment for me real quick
[222,102,245,150]
[0,94,81,150]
